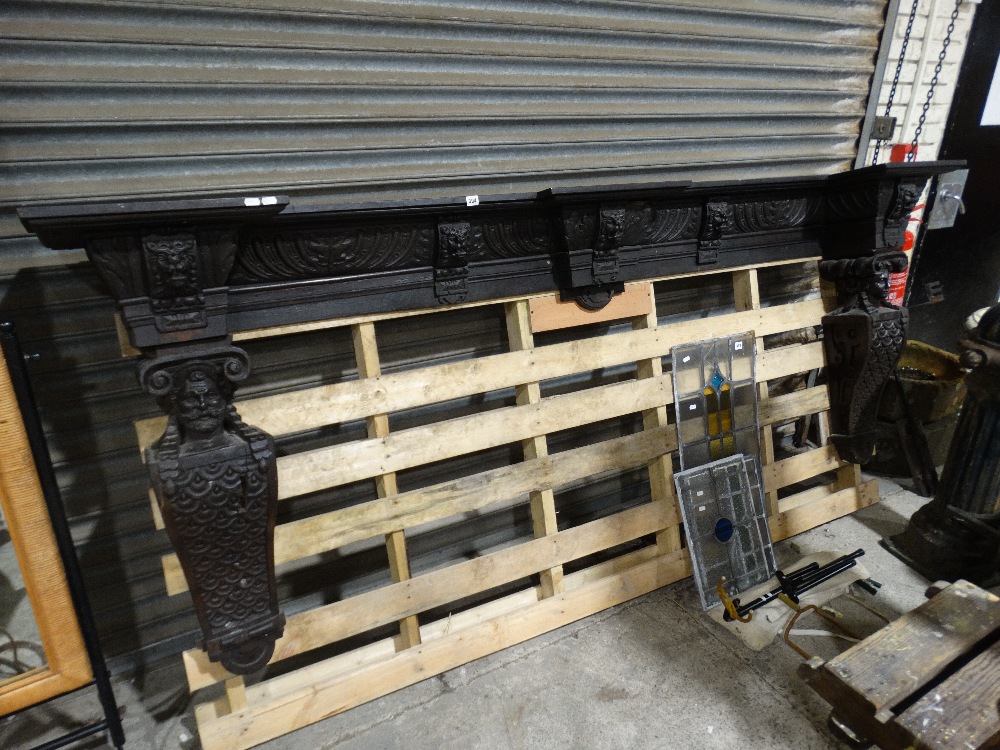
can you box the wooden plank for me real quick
[731,268,761,312]
[732,268,780,516]
[777,481,841,514]
[148,487,164,531]
[760,385,830,426]
[505,299,563,598]
[775,460,861,514]
[632,294,682,557]
[113,312,141,357]
[528,282,653,333]
[820,580,1000,713]
[895,638,1000,750]
[233,289,558,342]
[133,298,828,451]
[758,341,825,383]
[183,501,670,690]
[352,321,421,650]
[763,444,843,494]
[769,479,878,541]
[563,545,671,592]
[163,426,679,595]
[224,677,248,713]
[194,550,692,750]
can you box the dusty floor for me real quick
[2,476,947,750]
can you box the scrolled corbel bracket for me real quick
[543,196,629,310]
[820,251,908,464]
[86,227,238,350]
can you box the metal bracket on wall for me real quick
[926,168,970,230]
[870,116,897,141]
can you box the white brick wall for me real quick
[863,0,978,165]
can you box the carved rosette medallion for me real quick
[820,251,909,464]
[140,347,284,674]
[142,233,207,333]
[435,221,471,304]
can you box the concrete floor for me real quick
[2,476,945,750]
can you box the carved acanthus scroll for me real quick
[141,347,284,674]
[820,252,909,464]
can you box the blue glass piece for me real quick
[708,365,726,392]
[714,517,734,543]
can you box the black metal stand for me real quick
[0,322,125,749]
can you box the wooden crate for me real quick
[801,579,1000,750]
[132,259,877,750]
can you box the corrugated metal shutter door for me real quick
[0,0,889,669]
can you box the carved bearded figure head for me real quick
[176,367,228,439]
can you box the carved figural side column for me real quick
[141,348,283,673]
[820,252,908,464]
[819,170,927,465]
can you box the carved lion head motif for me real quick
[143,234,200,298]
[437,221,471,266]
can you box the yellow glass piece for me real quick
[704,380,735,460]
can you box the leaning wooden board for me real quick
[131,259,876,750]
[801,579,1000,750]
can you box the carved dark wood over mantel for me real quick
[18,161,962,674]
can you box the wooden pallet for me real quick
[131,259,877,750]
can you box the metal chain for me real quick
[908,0,964,161]
[873,0,921,165]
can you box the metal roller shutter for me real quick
[0,0,890,670]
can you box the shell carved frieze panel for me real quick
[732,197,817,234]
[827,186,879,222]
[230,225,434,283]
[622,203,701,246]
[473,214,552,261]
